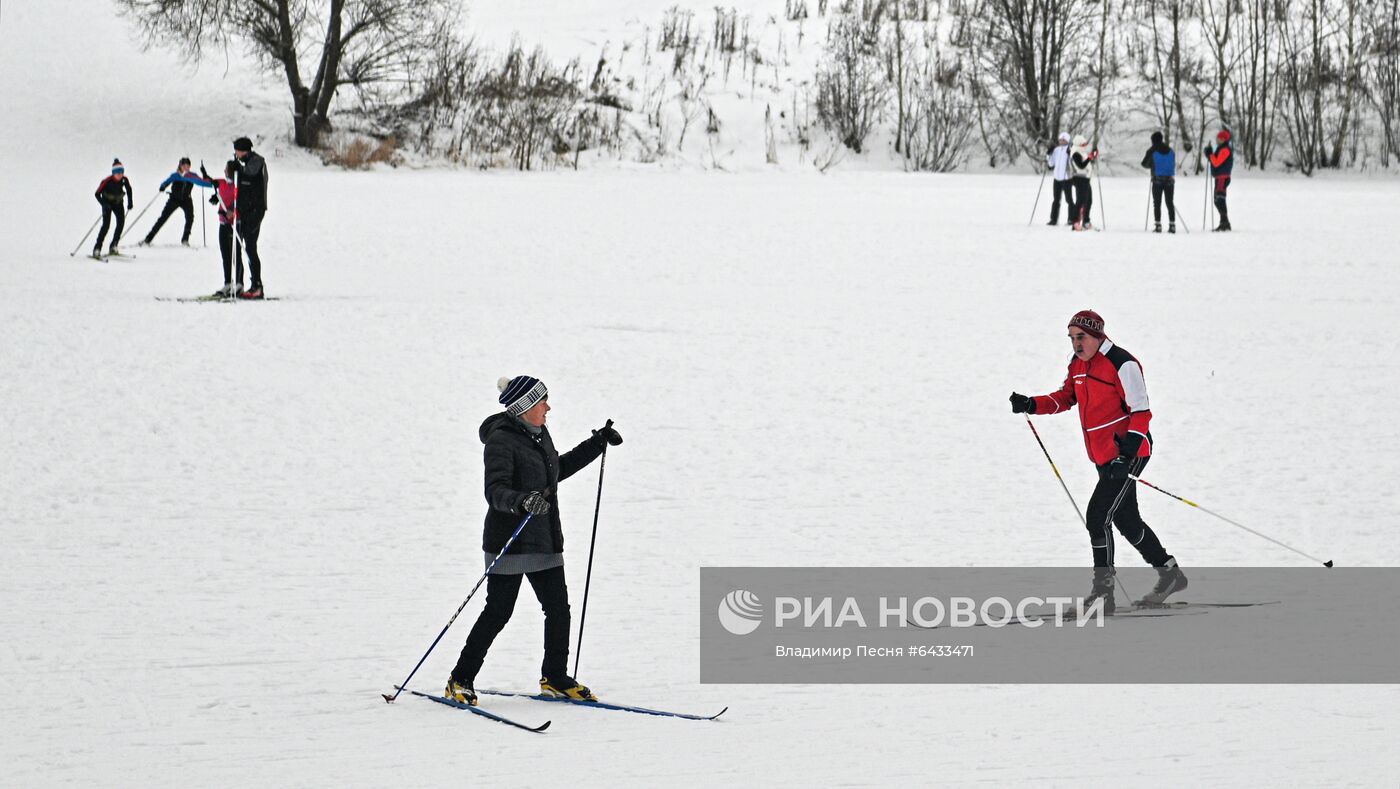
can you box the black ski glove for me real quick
[127,199,134,210]
[1009,393,1036,414]
[1114,432,1144,459]
[160,183,168,192]
[209,195,220,206]
[592,418,623,446]
[520,491,551,515]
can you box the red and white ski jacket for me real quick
[1032,340,1153,465]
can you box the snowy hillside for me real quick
[3,1,1400,787]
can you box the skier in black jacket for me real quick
[92,159,134,258]
[230,137,268,298]
[447,375,622,707]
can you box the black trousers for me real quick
[146,196,194,243]
[452,565,571,684]
[95,203,126,250]
[1072,177,1093,225]
[218,224,244,285]
[1049,179,1075,225]
[1084,455,1171,568]
[237,212,265,287]
[1151,177,1177,222]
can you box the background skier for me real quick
[200,160,243,297]
[230,137,268,298]
[1140,132,1178,233]
[92,158,133,258]
[445,375,622,707]
[1045,132,1075,226]
[1204,128,1234,231]
[141,157,211,246]
[1009,310,1187,613]
[1069,136,1098,231]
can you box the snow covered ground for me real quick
[3,2,1400,786]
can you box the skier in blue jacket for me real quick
[141,157,211,246]
[1139,132,1177,233]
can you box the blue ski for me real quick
[400,687,550,733]
[477,689,727,721]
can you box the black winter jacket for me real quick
[479,413,606,555]
[232,151,269,214]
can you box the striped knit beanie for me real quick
[1068,309,1106,340]
[112,158,124,174]
[498,375,548,416]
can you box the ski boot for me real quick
[1136,559,1189,607]
[90,248,103,260]
[540,675,597,702]
[107,247,123,257]
[237,283,265,300]
[1070,568,1117,618]
[138,239,152,247]
[445,676,478,706]
[1168,222,1176,234]
[210,283,236,299]
[1153,222,1162,233]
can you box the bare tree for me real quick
[815,13,887,152]
[117,0,457,149]
[1369,0,1400,165]
[968,0,1099,159]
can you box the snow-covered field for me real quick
[3,2,1400,786]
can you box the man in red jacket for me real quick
[1010,310,1187,612]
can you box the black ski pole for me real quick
[69,216,102,257]
[1028,169,1048,226]
[383,511,539,703]
[1144,179,1151,232]
[233,169,244,290]
[1131,476,1333,567]
[573,419,620,678]
[1094,159,1107,231]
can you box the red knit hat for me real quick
[1068,310,1106,340]
[1217,129,1231,142]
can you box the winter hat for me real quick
[111,158,124,174]
[1216,129,1231,142]
[1151,131,1164,145]
[498,375,548,416]
[1068,310,1107,340]
[179,156,191,166]
[233,136,254,152]
[1058,132,1071,143]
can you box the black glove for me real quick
[520,491,551,515]
[1105,456,1132,480]
[592,418,623,446]
[209,195,220,206]
[127,200,134,210]
[200,162,210,180]
[160,183,168,192]
[1204,143,1213,155]
[1114,432,1144,459]
[1009,393,1035,414]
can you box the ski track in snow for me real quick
[2,1,1399,786]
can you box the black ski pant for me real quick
[95,203,126,251]
[1213,176,1231,222]
[1049,179,1075,225]
[237,211,265,287]
[145,195,194,243]
[1084,455,1172,568]
[218,224,244,285]
[452,565,571,684]
[1072,177,1093,225]
[1151,177,1177,223]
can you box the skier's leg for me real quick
[1164,178,1177,222]
[452,571,525,683]
[241,214,263,287]
[179,198,194,243]
[218,224,234,283]
[1083,470,1127,567]
[95,205,113,251]
[1152,180,1163,223]
[526,566,572,680]
[1109,456,1171,566]
[111,205,126,251]
[145,199,177,243]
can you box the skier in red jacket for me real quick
[1010,310,1187,612]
